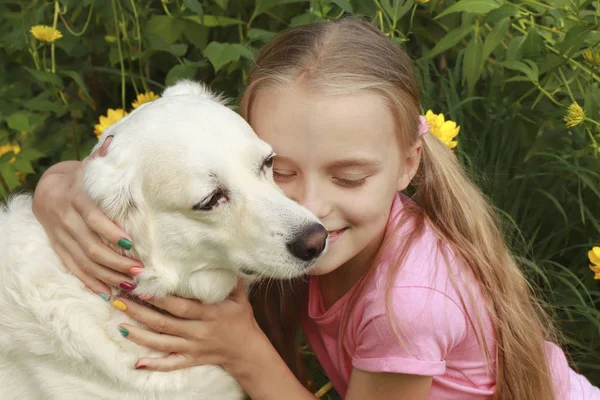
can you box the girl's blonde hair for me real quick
[243,18,557,400]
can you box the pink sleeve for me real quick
[352,287,467,376]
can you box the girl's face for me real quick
[250,83,419,276]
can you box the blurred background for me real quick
[1,0,599,397]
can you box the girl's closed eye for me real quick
[333,176,368,188]
[273,169,297,181]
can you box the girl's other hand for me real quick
[32,136,142,295]
[114,280,263,373]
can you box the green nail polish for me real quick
[119,327,129,337]
[118,238,132,250]
[99,293,109,302]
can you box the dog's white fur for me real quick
[0,81,324,399]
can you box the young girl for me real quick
[32,18,598,399]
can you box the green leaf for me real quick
[248,28,278,42]
[24,67,63,88]
[436,0,502,19]
[421,25,473,59]
[497,59,538,82]
[165,64,197,86]
[463,35,483,93]
[215,0,229,9]
[0,164,18,191]
[6,113,31,132]
[185,15,244,27]
[521,28,544,57]
[145,15,185,46]
[381,0,413,23]
[163,43,189,57]
[330,0,353,13]
[557,25,594,56]
[251,0,307,20]
[11,158,34,174]
[204,42,253,73]
[59,70,92,101]
[483,4,518,24]
[482,17,509,59]
[183,21,209,50]
[16,148,45,161]
[182,0,203,16]
[505,35,525,60]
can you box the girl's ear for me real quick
[397,140,423,191]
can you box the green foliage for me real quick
[1,0,599,393]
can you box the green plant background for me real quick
[1,0,599,396]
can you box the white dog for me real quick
[0,81,327,399]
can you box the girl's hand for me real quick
[114,279,264,373]
[32,137,141,295]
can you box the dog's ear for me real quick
[162,80,227,105]
[84,131,139,226]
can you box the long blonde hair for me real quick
[243,18,557,400]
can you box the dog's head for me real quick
[85,81,327,303]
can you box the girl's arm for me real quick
[346,369,432,400]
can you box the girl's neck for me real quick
[318,227,386,310]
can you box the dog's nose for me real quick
[287,223,327,262]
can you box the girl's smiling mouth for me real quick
[327,228,348,242]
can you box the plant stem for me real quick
[111,0,126,110]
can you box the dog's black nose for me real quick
[287,223,327,262]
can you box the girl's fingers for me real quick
[113,298,188,337]
[145,295,209,321]
[71,191,133,247]
[135,353,193,372]
[57,230,133,288]
[53,241,110,295]
[119,323,188,355]
[61,207,140,275]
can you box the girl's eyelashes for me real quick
[333,177,368,188]
[273,170,368,187]
[273,170,296,181]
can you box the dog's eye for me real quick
[263,155,274,169]
[193,190,228,211]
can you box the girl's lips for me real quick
[327,227,348,242]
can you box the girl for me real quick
[32,18,598,399]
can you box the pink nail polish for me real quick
[138,294,152,301]
[120,282,136,292]
[129,267,144,276]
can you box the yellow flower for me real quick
[30,25,63,43]
[0,144,21,164]
[94,108,127,138]
[424,110,460,149]
[582,48,600,67]
[590,246,600,280]
[132,91,159,109]
[564,102,585,128]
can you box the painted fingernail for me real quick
[99,293,109,302]
[118,238,132,250]
[119,326,129,337]
[136,364,147,370]
[120,282,136,292]
[112,300,127,311]
[138,294,152,301]
[129,267,144,276]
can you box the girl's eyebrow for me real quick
[326,158,381,169]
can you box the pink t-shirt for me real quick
[302,193,599,399]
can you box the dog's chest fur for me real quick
[0,195,243,400]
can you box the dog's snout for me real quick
[286,224,327,262]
